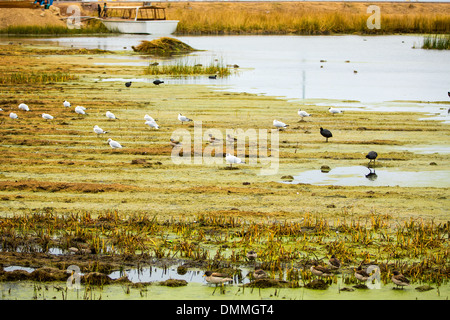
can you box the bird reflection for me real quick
[365,168,378,181]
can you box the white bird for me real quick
[144,114,156,122]
[75,106,86,115]
[178,113,192,124]
[63,100,71,108]
[107,138,122,149]
[273,119,288,129]
[93,125,108,136]
[329,107,343,115]
[42,113,53,120]
[18,103,29,111]
[226,153,245,168]
[0,108,3,111]
[145,120,159,129]
[106,111,118,120]
[298,109,311,121]
[10,112,18,119]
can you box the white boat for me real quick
[100,5,179,35]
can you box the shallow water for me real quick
[284,166,450,188]
[13,35,450,108]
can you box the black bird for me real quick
[448,91,450,98]
[153,80,164,85]
[125,81,132,87]
[209,75,217,79]
[366,151,378,168]
[320,127,332,142]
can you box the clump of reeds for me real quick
[0,71,78,84]
[132,37,197,55]
[422,34,450,50]
[144,59,231,77]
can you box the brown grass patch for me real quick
[0,180,136,193]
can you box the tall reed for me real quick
[422,34,450,50]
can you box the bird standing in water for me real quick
[366,151,378,168]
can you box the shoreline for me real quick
[1,1,450,34]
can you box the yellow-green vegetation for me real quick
[0,71,78,84]
[0,43,448,296]
[422,34,450,50]
[0,211,448,287]
[145,60,230,77]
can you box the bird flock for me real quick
[4,96,378,169]
[204,251,410,290]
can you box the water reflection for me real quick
[284,166,450,187]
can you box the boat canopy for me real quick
[105,5,167,21]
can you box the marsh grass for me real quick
[169,2,450,35]
[0,71,78,84]
[144,59,231,77]
[0,21,113,35]
[422,34,450,50]
[0,211,448,285]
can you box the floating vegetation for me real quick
[131,37,197,55]
[422,34,450,50]
[0,71,78,84]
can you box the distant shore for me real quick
[1,1,450,34]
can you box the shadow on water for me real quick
[283,166,450,187]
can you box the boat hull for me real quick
[101,20,179,35]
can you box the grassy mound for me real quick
[131,37,197,55]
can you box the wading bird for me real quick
[145,120,159,129]
[107,138,122,149]
[10,112,18,119]
[273,119,288,129]
[42,113,53,120]
[298,109,311,121]
[310,262,333,278]
[75,106,86,115]
[328,107,343,115]
[93,125,108,136]
[354,265,371,283]
[328,255,341,270]
[391,270,410,289]
[125,81,132,88]
[18,103,29,111]
[225,153,245,168]
[106,111,118,120]
[153,80,164,85]
[178,113,192,124]
[366,151,378,168]
[320,127,332,142]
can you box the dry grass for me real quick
[163,2,450,35]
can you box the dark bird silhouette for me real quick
[209,75,217,79]
[125,81,132,87]
[320,127,332,142]
[448,91,450,98]
[153,80,164,85]
[366,151,378,168]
